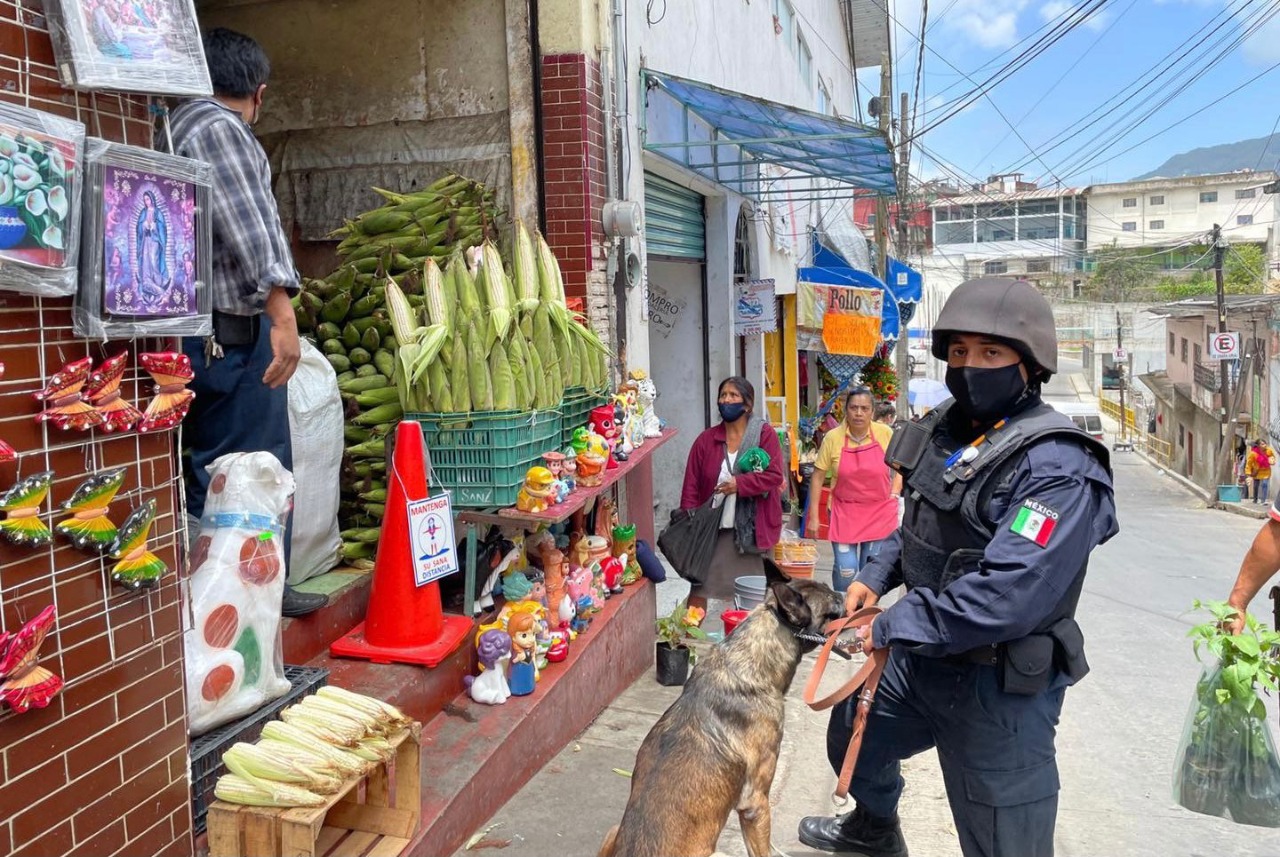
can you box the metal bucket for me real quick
[734,575,767,611]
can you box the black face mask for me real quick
[945,364,1028,424]
[719,402,747,423]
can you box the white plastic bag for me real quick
[286,339,343,585]
[184,452,295,737]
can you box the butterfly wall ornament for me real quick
[34,356,105,432]
[84,351,142,433]
[0,605,62,713]
[110,498,168,590]
[0,471,53,547]
[56,467,126,552]
[137,352,194,433]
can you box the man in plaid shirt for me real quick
[168,28,325,617]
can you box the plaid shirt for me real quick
[164,99,297,316]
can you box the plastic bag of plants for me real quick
[1173,601,1280,827]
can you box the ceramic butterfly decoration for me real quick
[110,499,168,590]
[34,356,105,432]
[0,605,62,713]
[137,352,195,433]
[0,471,54,547]
[84,352,142,434]
[56,467,126,553]
[0,364,15,462]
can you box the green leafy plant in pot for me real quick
[1176,600,1280,826]
[654,601,709,687]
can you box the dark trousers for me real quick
[182,315,293,566]
[827,649,1065,857]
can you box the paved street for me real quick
[459,368,1280,857]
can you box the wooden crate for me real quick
[207,724,422,857]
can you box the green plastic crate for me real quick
[408,409,563,508]
[559,386,612,449]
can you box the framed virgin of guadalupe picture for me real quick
[43,0,212,96]
[75,139,212,339]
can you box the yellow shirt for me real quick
[814,421,894,483]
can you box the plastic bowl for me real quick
[721,609,749,636]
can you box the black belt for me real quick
[944,643,1001,666]
[212,311,261,347]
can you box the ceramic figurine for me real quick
[137,352,195,433]
[475,535,521,614]
[464,628,512,705]
[84,351,143,433]
[576,433,608,487]
[56,467,126,552]
[543,451,565,480]
[570,426,591,457]
[600,556,624,593]
[501,570,535,602]
[566,567,594,632]
[632,369,663,438]
[540,542,568,619]
[560,447,578,494]
[613,523,641,585]
[34,356,103,431]
[546,629,570,663]
[110,499,168,590]
[507,611,540,696]
[590,560,609,606]
[595,497,618,550]
[0,605,62,713]
[557,589,577,636]
[584,534,611,569]
[516,466,556,513]
[588,404,621,469]
[0,471,54,548]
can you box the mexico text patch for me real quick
[1009,498,1060,548]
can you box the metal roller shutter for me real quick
[643,173,706,260]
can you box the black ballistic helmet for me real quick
[931,277,1058,377]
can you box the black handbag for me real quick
[657,497,721,585]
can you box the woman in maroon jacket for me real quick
[679,377,785,612]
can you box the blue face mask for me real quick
[719,402,747,423]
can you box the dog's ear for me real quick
[769,578,812,629]
[764,557,790,587]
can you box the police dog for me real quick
[599,559,844,857]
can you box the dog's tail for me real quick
[597,824,619,857]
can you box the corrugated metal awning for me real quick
[642,70,895,201]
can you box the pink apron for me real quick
[827,438,898,545]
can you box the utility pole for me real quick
[1212,223,1233,488]
[893,91,912,419]
[873,54,894,406]
[1115,310,1127,443]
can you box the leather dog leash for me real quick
[803,606,889,805]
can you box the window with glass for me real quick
[1150,220,1165,230]
[1150,195,1165,205]
[1027,259,1051,273]
[797,32,812,85]
[1169,331,1175,354]
[1122,222,1137,232]
[1122,197,1137,208]
[1239,215,1254,226]
[773,0,794,45]
[1200,191,1218,203]
[1236,188,1257,200]
[817,80,830,114]
[983,260,1008,275]
[1194,343,1202,364]
[1181,337,1188,363]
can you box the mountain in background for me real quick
[1133,134,1280,180]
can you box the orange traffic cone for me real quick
[330,420,471,666]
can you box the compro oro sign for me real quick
[1208,331,1240,361]
[821,286,883,357]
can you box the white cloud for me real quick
[1152,0,1280,64]
[1040,0,1110,31]
[946,0,1030,50]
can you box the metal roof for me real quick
[641,70,896,200]
[1147,294,1280,318]
[933,187,1084,206]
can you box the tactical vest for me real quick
[886,402,1111,619]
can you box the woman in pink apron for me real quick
[805,387,901,593]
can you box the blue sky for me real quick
[864,0,1280,188]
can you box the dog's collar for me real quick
[768,605,826,644]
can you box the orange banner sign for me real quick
[820,286,883,356]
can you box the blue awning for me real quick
[796,237,925,343]
[642,70,896,200]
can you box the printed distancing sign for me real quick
[407,494,458,586]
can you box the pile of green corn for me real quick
[290,174,500,559]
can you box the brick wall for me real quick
[0,4,192,857]
[539,54,613,346]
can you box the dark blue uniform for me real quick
[826,403,1118,857]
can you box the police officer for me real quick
[798,277,1119,857]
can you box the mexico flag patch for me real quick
[1010,498,1060,548]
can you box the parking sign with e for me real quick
[1209,332,1239,360]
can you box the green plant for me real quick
[655,601,709,663]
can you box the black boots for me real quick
[797,805,908,857]
[282,585,328,617]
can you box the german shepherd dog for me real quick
[599,559,844,857]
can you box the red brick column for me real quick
[539,54,610,334]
